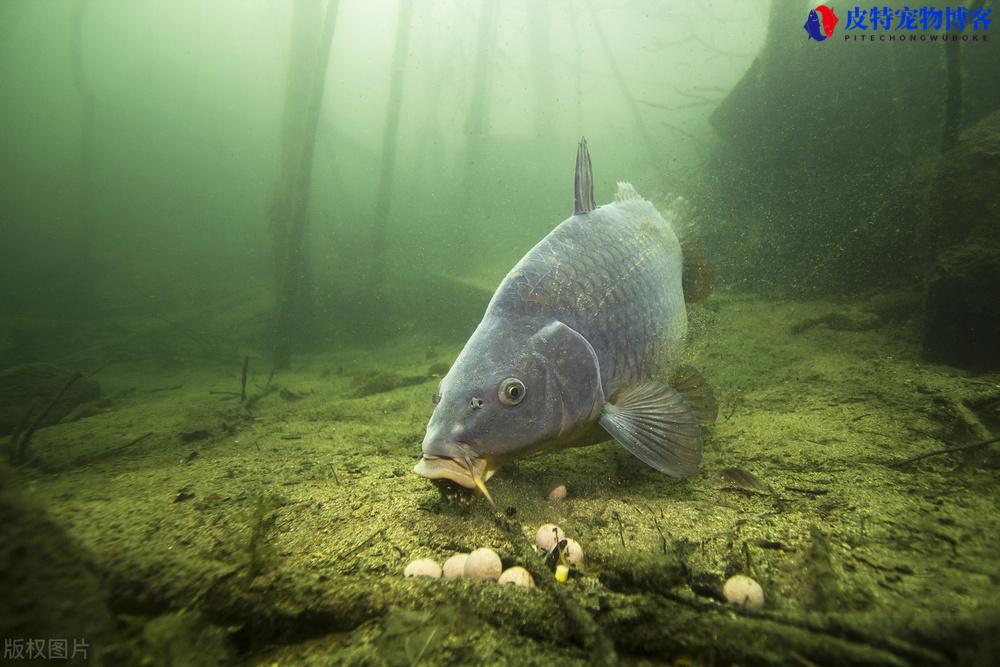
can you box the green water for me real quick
[1,1,998,665]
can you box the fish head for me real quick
[414,318,604,500]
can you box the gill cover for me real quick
[528,320,605,438]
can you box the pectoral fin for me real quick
[599,381,702,476]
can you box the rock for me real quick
[535,524,565,552]
[723,575,764,609]
[442,554,468,578]
[0,364,101,436]
[463,548,502,581]
[403,559,441,579]
[497,567,534,587]
[563,538,584,566]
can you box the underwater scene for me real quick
[1,0,999,664]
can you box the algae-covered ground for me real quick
[3,291,1000,666]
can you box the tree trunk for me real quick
[271,0,339,370]
[568,1,585,137]
[528,0,555,140]
[68,0,95,316]
[942,33,963,152]
[368,0,415,298]
[584,0,662,180]
[458,2,498,208]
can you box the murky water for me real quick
[1,1,998,664]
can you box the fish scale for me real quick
[490,195,686,396]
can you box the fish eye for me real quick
[432,393,441,405]
[498,378,526,406]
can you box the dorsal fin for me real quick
[574,137,595,215]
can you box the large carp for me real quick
[415,139,714,501]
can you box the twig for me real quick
[784,486,829,496]
[339,528,383,561]
[149,384,183,393]
[243,385,278,413]
[409,626,438,667]
[660,120,711,148]
[890,436,1000,468]
[612,510,627,548]
[74,432,154,466]
[941,396,991,440]
[651,513,668,554]
[12,372,83,463]
[240,355,250,402]
[493,511,618,665]
[638,97,717,111]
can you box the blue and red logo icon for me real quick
[805,5,840,40]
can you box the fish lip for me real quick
[413,451,494,490]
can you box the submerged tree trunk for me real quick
[568,1,585,137]
[458,2,498,208]
[527,0,555,140]
[368,0,415,298]
[271,0,339,370]
[68,0,95,316]
[942,33,963,151]
[409,43,453,197]
[583,0,662,180]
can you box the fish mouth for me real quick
[413,449,496,503]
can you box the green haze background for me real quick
[0,0,767,356]
[1,0,995,362]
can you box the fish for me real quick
[804,9,828,41]
[414,138,716,501]
[816,5,839,38]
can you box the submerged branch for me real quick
[73,432,154,466]
[11,371,83,464]
[492,511,618,665]
[890,436,1000,468]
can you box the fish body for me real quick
[415,139,713,497]
[804,9,828,41]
